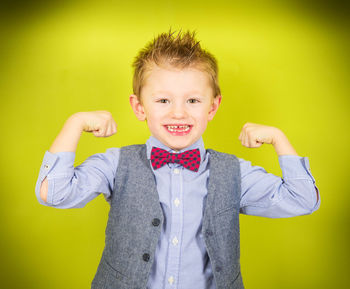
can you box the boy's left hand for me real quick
[238,122,298,156]
[238,122,280,148]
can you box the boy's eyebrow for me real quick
[151,90,204,97]
[151,91,172,97]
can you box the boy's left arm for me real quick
[238,122,320,217]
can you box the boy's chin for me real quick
[152,133,200,151]
[165,140,197,152]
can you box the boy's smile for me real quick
[165,124,191,134]
[130,64,222,151]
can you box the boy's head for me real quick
[132,29,221,101]
[129,29,222,151]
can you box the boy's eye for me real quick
[188,98,200,103]
[157,99,169,103]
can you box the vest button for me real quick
[215,266,222,272]
[205,229,213,237]
[142,253,150,262]
[152,218,160,226]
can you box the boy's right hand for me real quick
[79,110,117,137]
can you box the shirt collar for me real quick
[146,136,206,162]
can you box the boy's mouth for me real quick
[164,124,192,135]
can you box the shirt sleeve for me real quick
[34,148,120,209]
[239,155,320,218]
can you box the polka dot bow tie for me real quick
[150,147,201,172]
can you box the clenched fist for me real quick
[79,110,117,137]
[238,122,281,148]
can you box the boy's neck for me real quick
[147,135,204,153]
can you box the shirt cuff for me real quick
[278,155,316,183]
[35,150,76,205]
[39,151,75,178]
[278,155,320,209]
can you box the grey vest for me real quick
[91,145,244,289]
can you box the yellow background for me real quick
[1,0,349,288]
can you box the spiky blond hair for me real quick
[132,29,221,100]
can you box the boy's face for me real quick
[130,65,222,151]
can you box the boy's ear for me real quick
[208,94,222,121]
[129,94,146,121]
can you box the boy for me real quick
[35,30,320,289]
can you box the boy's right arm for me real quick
[39,111,117,204]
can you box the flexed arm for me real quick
[238,122,320,217]
[39,111,117,203]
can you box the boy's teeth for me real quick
[166,125,190,132]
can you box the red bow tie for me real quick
[150,147,201,172]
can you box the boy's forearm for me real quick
[40,113,84,203]
[49,113,85,153]
[272,129,299,156]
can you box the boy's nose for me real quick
[170,104,188,119]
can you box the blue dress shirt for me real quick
[35,136,320,288]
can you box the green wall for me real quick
[1,0,349,288]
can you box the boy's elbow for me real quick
[36,176,84,208]
[300,193,321,216]
[40,177,48,203]
[308,197,321,215]
[307,186,321,214]
[291,184,321,216]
